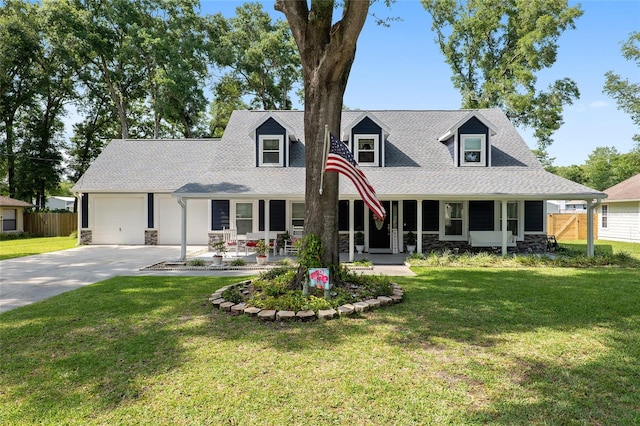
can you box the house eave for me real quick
[602,198,639,203]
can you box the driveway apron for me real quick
[0,245,415,314]
[0,245,206,313]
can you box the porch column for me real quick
[586,199,600,257]
[417,199,423,254]
[178,197,187,261]
[349,199,355,262]
[501,200,508,256]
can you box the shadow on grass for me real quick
[0,275,240,423]
[384,267,640,424]
[2,268,639,424]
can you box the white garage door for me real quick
[92,195,146,244]
[157,197,209,245]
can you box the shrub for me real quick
[221,286,243,304]
[249,291,332,312]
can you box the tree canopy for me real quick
[421,0,583,162]
[1,0,302,202]
[550,146,640,191]
[604,31,640,146]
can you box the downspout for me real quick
[178,197,187,261]
[587,199,602,257]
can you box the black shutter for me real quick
[81,194,89,228]
[147,193,154,228]
[525,201,544,231]
[258,200,265,231]
[211,200,230,230]
[338,200,350,231]
[469,201,494,231]
[403,200,417,231]
[354,200,365,230]
[422,200,439,231]
[270,200,286,231]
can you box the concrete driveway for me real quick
[0,245,415,314]
[0,245,216,314]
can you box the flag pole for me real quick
[319,124,329,195]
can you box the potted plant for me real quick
[211,240,227,265]
[254,239,268,265]
[406,231,416,254]
[277,231,290,255]
[355,230,365,254]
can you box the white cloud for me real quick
[588,100,609,109]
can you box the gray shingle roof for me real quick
[73,109,604,200]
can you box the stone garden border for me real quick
[208,279,404,322]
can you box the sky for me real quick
[201,0,639,167]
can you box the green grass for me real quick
[1,268,639,425]
[0,236,77,260]
[561,239,640,260]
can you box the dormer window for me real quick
[461,134,486,166]
[259,135,284,166]
[355,134,379,166]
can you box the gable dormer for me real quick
[438,111,497,167]
[249,113,297,167]
[343,112,390,167]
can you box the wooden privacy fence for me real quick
[24,212,77,237]
[547,213,597,241]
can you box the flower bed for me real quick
[208,279,404,322]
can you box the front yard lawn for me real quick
[561,239,640,260]
[1,268,638,425]
[0,236,77,260]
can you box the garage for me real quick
[157,196,209,245]
[92,195,146,244]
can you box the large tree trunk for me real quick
[99,56,129,139]
[4,116,16,198]
[275,0,369,267]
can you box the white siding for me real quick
[157,196,209,245]
[598,201,640,243]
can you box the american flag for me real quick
[324,133,386,220]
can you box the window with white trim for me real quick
[601,205,608,228]
[443,201,464,238]
[461,134,486,166]
[234,202,254,235]
[354,134,379,166]
[291,202,304,228]
[2,209,17,231]
[259,135,284,166]
[499,201,519,236]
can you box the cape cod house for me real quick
[72,109,606,259]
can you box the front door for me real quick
[368,201,391,253]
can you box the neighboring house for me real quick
[547,199,587,213]
[72,109,605,258]
[45,196,75,211]
[0,196,34,234]
[598,173,640,243]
